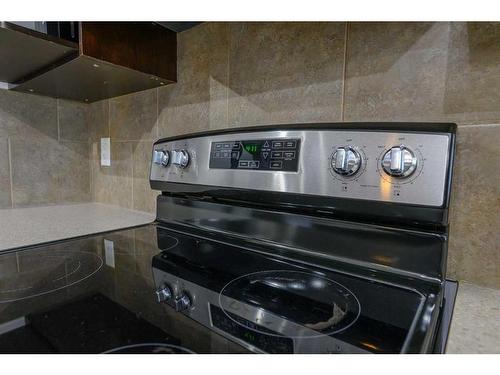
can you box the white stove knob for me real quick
[381,145,417,178]
[153,150,170,167]
[331,146,361,176]
[174,292,191,312]
[155,284,172,303]
[172,149,190,169]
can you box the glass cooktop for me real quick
[0,224,437,354]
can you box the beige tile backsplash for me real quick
[10,138,90,207]
[1,22,499,289]
[158,22,229,136]
[448,125,500,287]
[110,89,158,141]
[344,22,500,123]
[0,137,11,208]
[0,90,91,208]
[227,22,345,126]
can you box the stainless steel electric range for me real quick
[0,123,457,354]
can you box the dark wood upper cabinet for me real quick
[81,22,176,81]
[6,22,177,102]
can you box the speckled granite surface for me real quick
[447,282,500,353]
[0,203,155,252]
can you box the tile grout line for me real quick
[89,141,93,201]
[88,104,92,201]
[56,98,60,141]
[7,137,14,208]
[107,99,111,137]
[457,123,500,128]
[130,141,134,210]
[107,99,111,204]
[156,87,159,138]
[340,22,349,122]
[226,23,230,128]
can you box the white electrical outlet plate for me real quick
[104,239,115,268]
[101,137,111,166]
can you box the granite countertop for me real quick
[446,282,500,353]
[0,203,155,252]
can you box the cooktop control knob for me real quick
[172,149,190,169]
[331,147,361,176]
[381,145,417,178]
[155,284,172,303]
[174,293,191,312]
[153,150,170,167]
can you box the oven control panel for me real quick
[209,139,300,171]
[150,128,453,207]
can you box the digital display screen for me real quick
[243,143,260,155]
[210,304,294,353]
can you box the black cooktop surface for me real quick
[0,225,236,354]
[0,224,437,354]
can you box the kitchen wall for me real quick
[0,91,91,208]
[90,22,500,289]
[2,22,496,289]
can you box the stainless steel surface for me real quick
[0,22,78,84]
[433,280,458,353]
[153,150,170,167]
[332,146,361,176]
[152,267,366,353]
[151,130,451,207]
[172,149,190,169]
[382,145,418,178]
[155,284,172,303]
[10,22,47,34]
[156,196,446,282]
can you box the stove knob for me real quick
[153,150,170,167]
[155,284,172,303]
[172,149,190,169]
[331,147,361,176]
[174,292,191,312]
[381,145,418,177]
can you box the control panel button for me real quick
[172,149,190,169]
[270,161,283,169]
[153,150,170,167]
[331,147,361,176]
[209,138,300,172]
[271,151,283,158]
[381,145,417,178]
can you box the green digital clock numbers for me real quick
[243,331,256,342]
[244,144,260,155]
